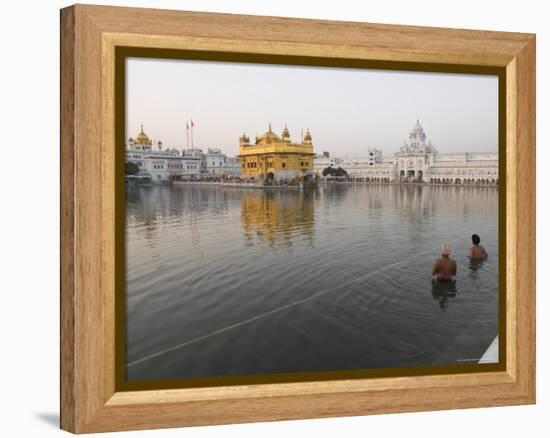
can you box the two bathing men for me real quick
[432,234,488,282]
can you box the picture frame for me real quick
[60,4,536,433]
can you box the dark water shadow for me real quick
[468,257,486,269]
[35,412,59,429]
[431,279,457,310]
[467,257,487,281]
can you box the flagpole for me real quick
[186,121,189,151]
[191,119,195,149]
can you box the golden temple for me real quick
[238,124,314,182]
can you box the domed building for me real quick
[395,119,498,184]
[313,119,498,186]
[239,123,315,182]
[126,124,203,182]
[128,124,153,151]
[126,124,155,170]
[395,119,437,181]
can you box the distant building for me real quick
[239,124,315,182]
[126,125,241,182]
[143,153,201,182]
[223,157,241,177]
[394,120,498,184]
[126,125,202,182]
[144,146,203,183]
[340,151,395,181]
[126,124,154,170]
[313,156,343,175]
[205,148,241,177]
[313,120,498,185]
[181,147,207,174]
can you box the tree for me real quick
[125,161,140,175]
[322,166,348,177]
[335,167,348,177]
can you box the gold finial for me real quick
[268,123,272,132]
[140,123,144,132]
[281,122,290,138]
[304,126,312,143]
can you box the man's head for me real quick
[441,244,451,257]
[472,234,481,245]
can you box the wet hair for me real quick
[472,234,481,245]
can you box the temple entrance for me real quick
[407,170,415,179]
[400,170,405,179]
[417,170,423,182]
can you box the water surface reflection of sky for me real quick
[125,184,499,381]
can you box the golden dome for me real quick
[135,124,151,145]
[256,123,280,144]
[261,131,279,140]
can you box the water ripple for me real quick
[125,184,499,380]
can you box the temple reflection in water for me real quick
[126,184,497,247]
[240,190,315,248]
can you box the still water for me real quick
[125,184,499,381]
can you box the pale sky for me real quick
[126,58,498,157]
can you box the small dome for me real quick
[281,124,290,139]
[409,119,426,142]
[411,119,425,134]
[240,132,250,144]
[303,128,312,143]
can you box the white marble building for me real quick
[223,157,241,177]
[423,152,498,185]
[313,156,343,175]
[126,125,154,170]
[126,126,201,182]
[314,120,498,185]
[205,148,241,177]
[126,126,240,182]
[394,120,498,185]
[143,154,202,182]
[340,148,396,181]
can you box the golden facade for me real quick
[239,124,314,181]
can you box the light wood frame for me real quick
[60,4,536,434]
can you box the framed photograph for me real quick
[60,4,536,433]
